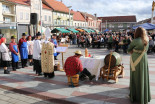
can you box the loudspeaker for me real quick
[0,34,4,39]
[30,13,38,25]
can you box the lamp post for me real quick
[151,1,155,24]
[105,20,107,29]
[67,6,72,27]
[101,18,103,33]
[39,0,42,34]
[85,12,87,28]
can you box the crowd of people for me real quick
[56,31,155,54]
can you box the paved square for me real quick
[0,45,155,104]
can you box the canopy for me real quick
[104,29,109,32]
[132,23,155,30]
[82,29,91,33]
[51,28,70,33]
[88,29,95,33]
[67,28,79,33]
[76,29,85,32]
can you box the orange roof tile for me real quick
[6,0,30,6]
[44,0,72,14]
[42,3,51,10]
[72,11,85,22]
[98,16,137,23]
[6,0,52,10]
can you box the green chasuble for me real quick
[128,37,151,104]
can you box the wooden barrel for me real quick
[104,52,122,68]
[67,74,79,87]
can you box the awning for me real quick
[132,23,155,30]
[88,29,95,33]
[67,28,79,33]
[76,29,85,32]
[104,29,109,32]
[82,29,91,33]
[51,28,70,33]
[0,26,16,29]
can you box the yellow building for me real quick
[0,0,17,43]
[43,0,73,28]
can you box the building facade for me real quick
[0,0,17,43]
[81,12,101,31]
[72,11,87,28]
[43,0,73,28]
[137,17,155,25]
[98,16,137,32]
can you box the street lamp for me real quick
[105,20,107,29]
[39,0,42,34]
[85,12,87,28]
[67,6,72,27]
[101,18,103,33]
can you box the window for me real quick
[83,24,85,27]
[57,13,60,16]
[54,19,57,25]
[75,23,76,26]
[61,20,63,25]
[67,21,69,26]
[127,24,130,28]
[57,20,60,25]
[70,22,73,26]
[2,5,10,13]
[49,16,51,22]
[61,13,63,16]
[102,24,106,28]
[64,20,67,25]
[3,17,11,22]
[20,12,23,20]
[78,23,79,27]
[54,12,57,15]
[118,24,123,28]
[26,13,29,20]
[44,15,47,21]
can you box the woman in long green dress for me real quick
[128,27,151,104]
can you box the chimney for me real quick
[61,0,63,2]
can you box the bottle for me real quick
[85,48,88,57]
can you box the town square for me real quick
[0,0,155,104]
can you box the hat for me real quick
[22,33,27,36]
[11,35,16,39]
[74,50,83,56]
[36,32,41,36]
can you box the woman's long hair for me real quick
[134,27,149,46]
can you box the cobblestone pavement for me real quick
[0,45,155,104]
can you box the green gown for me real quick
[128,37,151,104]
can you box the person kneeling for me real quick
[64,50,95,87]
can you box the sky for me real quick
[59,0,154,22]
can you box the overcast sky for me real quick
[59,0,154,22]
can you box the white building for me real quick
[72,10,87,28]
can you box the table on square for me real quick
[80,56,105,81]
